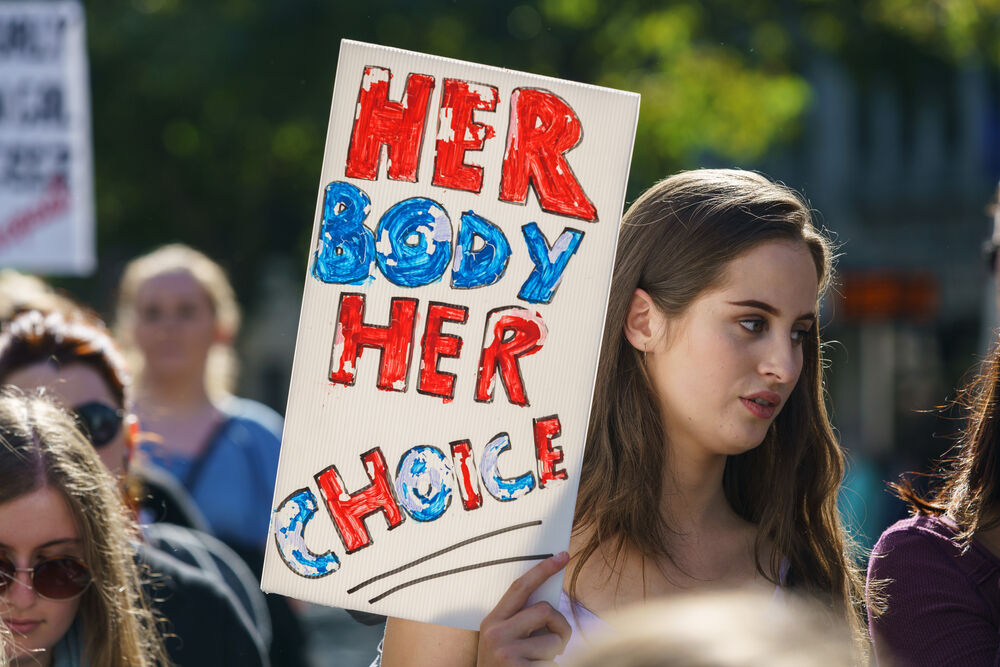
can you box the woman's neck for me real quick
[13,649,52,667]
[137,372,213,413]
[658,441,735,536]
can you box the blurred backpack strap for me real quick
[182,417,233,492]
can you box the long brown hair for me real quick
[0,390,168,666]
[890,335,1000,544]
[572,169,864,636]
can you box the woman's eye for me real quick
[139,305,162,323]
[739,319,765,334]
[791,327,811,344]
[177,303,197,320]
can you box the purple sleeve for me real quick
[868,525,1000,667]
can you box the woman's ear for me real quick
[213,322,233,345]
[123,412,139,463]
[624,288,664,352]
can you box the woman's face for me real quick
[0,487,85,666]
[131,270,218,381]
[641,240,819,460]
[4,363,129,477]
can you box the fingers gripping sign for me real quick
[477,552,572,666]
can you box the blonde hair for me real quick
[0,270,84,325]
[563,589,860,667]
[116,243,241,398]
[0,615,11,667]
[0,389,168,666]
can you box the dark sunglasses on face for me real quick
[74,401,124,448]
[0,555,92,600]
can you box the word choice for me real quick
[272,415,566,578]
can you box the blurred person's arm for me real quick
[381,617,478,667]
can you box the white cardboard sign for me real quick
[262,40,639,630]
[0,1,94,275]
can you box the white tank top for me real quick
[556,558,791,663]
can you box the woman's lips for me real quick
[740,391,781,419]
[4,618,41,634]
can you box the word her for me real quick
[272,416,567,578]
[347,67,597,221]
[331,293,547,405]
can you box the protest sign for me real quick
[261,40,639,630]
[0,1,94,275]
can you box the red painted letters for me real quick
[499,88,597,222]
[418,303,469,401]
[345,67,435,182]
[330,294,417,392]
[432,79,498,193]
[449,439,484,511]
[475,307,547,406]
[533,415,567,488]
[314,448,404,553]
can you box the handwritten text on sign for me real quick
[0,1,94,274]
[262,41,638,630]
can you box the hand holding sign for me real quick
[476,552,571,666]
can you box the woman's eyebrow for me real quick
[727,300,816,322]
[0,538,80,550]
[36,538,82,549]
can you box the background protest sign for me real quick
[261,40,639,630]
[0,1,94,275]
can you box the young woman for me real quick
[379,169,866,665]
[0,389,168,666]
[868,333,1000,665]
[0,309,269,667]
[115,245,305,666]
[115,243,282,562]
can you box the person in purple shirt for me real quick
[868,185,1000,667]
[868,305,1000,664]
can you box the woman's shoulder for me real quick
[873,514,957,554]
[869,514,973,580]
[218,396,284,443]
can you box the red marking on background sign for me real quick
[475,307,547,407]
[0,176,68,250]
[450,439,484,511]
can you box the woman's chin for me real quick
[145,358,201,379]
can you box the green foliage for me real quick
[866,0,1000,63]
[77,0,997,313]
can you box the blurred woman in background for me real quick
[116,243,282,563]
[115,244,304,666]
[0,389,168,666]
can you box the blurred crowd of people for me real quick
[2,173,1000,667]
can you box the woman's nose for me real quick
[759,337,800,383]
[4,570,38,608]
